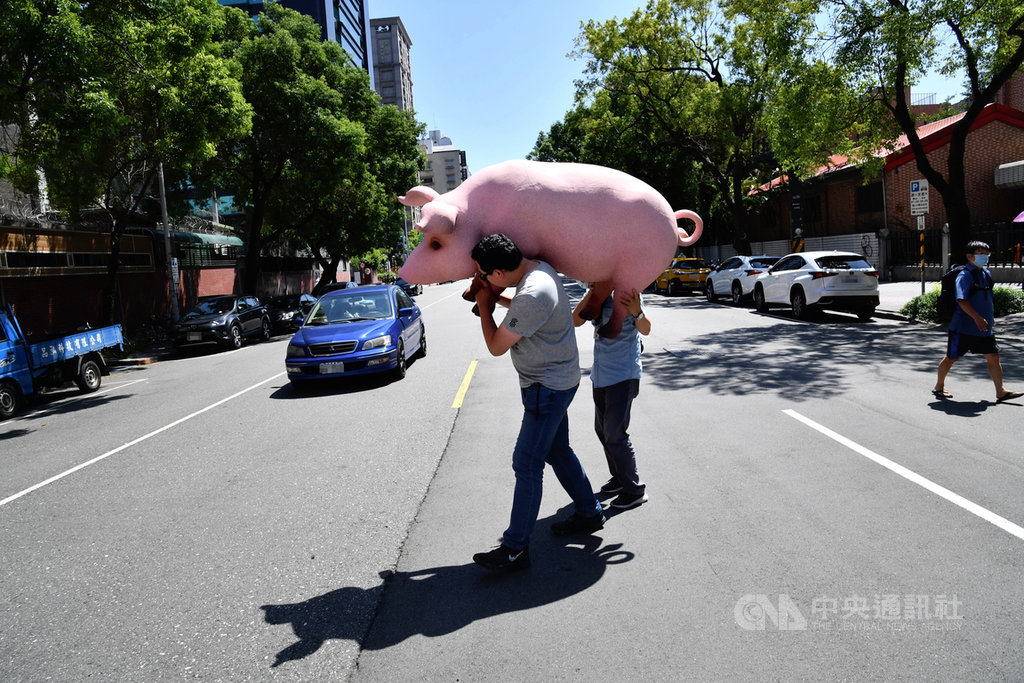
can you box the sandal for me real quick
[996,390,1023,403]
[931,389,953,399]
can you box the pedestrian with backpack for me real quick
[933,240,1023,402]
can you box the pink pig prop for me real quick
[397,159,702,337]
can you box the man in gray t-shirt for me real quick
[468,234,604,573]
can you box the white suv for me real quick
[752,251,879,320]
[705,255,780,304]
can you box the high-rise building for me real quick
[418,131,468,193]
[369,17,413,111]
[219,1,371,72]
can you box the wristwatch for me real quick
[635,311,646,321]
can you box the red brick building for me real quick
[748,75,1024,268]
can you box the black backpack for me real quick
[937,265,981,321]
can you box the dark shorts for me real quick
[947,331,998,359]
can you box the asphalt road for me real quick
[2,280,1022,681]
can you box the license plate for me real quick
[320,362,345,374]
[187,332,201,341]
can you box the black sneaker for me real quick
[610,490,649,509]
[598,478,623,495]
[551,511,606,536]
[473,544,530,572]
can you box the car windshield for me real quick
[268,295,299,307]
[677,259,708,269]
[749,257,779,269]
[815,255,872,270]
[191,297,235,315]
[304,292,393,324]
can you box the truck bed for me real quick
[29,325,124,368]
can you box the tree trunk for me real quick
[103,219,124,326]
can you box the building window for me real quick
[446,174,456,184]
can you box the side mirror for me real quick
[398,307,414,317]
[294,316,305,327]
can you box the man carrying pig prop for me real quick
[397,159,702,338]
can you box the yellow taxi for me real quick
[653,257,711,295]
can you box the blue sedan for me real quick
[285,284,425,386]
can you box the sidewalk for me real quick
[877,280,1024,342]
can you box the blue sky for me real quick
[368,1,962,175]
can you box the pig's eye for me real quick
[430,239,442,250]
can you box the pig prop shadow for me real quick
[397,159,702,337]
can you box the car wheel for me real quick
[754,286,768,313]
[791,289,810,319]
[731,282,744,305]
[667,280,679,296]
[226,323,243,349]
[260,317,271,341]
[705,280,715,302]
[74,359,102,393]
[393,339,407,379]
[857,307,876,322]
[0,381,22,420]
[417,326,427,358]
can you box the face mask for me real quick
[973,254,989,267]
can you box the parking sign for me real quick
[910,180,929,216]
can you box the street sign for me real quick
[917,215,925,231]
[910,180,929,216]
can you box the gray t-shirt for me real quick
[502,261,580,390]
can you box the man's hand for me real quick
[624,289,642,317]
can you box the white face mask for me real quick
[972,253,990,268]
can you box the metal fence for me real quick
[889,222,1024,266]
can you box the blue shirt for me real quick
[589,294,642,388]
[949,263,994,337]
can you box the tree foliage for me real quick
[819,0,1024,248]
[208,4,422,293]
[565,0,826,249]
[1,0,252,322]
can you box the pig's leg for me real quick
[579,281,614,321]
[597,300,627,338]
[463,274,503,316]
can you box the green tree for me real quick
[0,0,89,201]
[573,0,823,248]
[797,0,1024,248]
[283,103,423,291]
[210,4,400,294]
[1,0,251,322]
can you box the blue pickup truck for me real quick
[0,303,123,420]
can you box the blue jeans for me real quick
[503,383,602,550]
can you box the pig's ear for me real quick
[416,201,458,235]
[398,186,440,207]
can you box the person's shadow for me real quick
[261,532,633,667]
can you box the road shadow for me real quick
[260,531,633,667]
[927,398,991,416]
[640,315,965,401]
[18,391,134,420]
[268,357,426,400]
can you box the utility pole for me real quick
[158,162,180,322]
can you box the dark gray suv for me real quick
[173,295,271,349]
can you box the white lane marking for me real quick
[784,409,1024,541]
[93,378,148,396]
[0,372,286,509]
[419,284,470,311]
